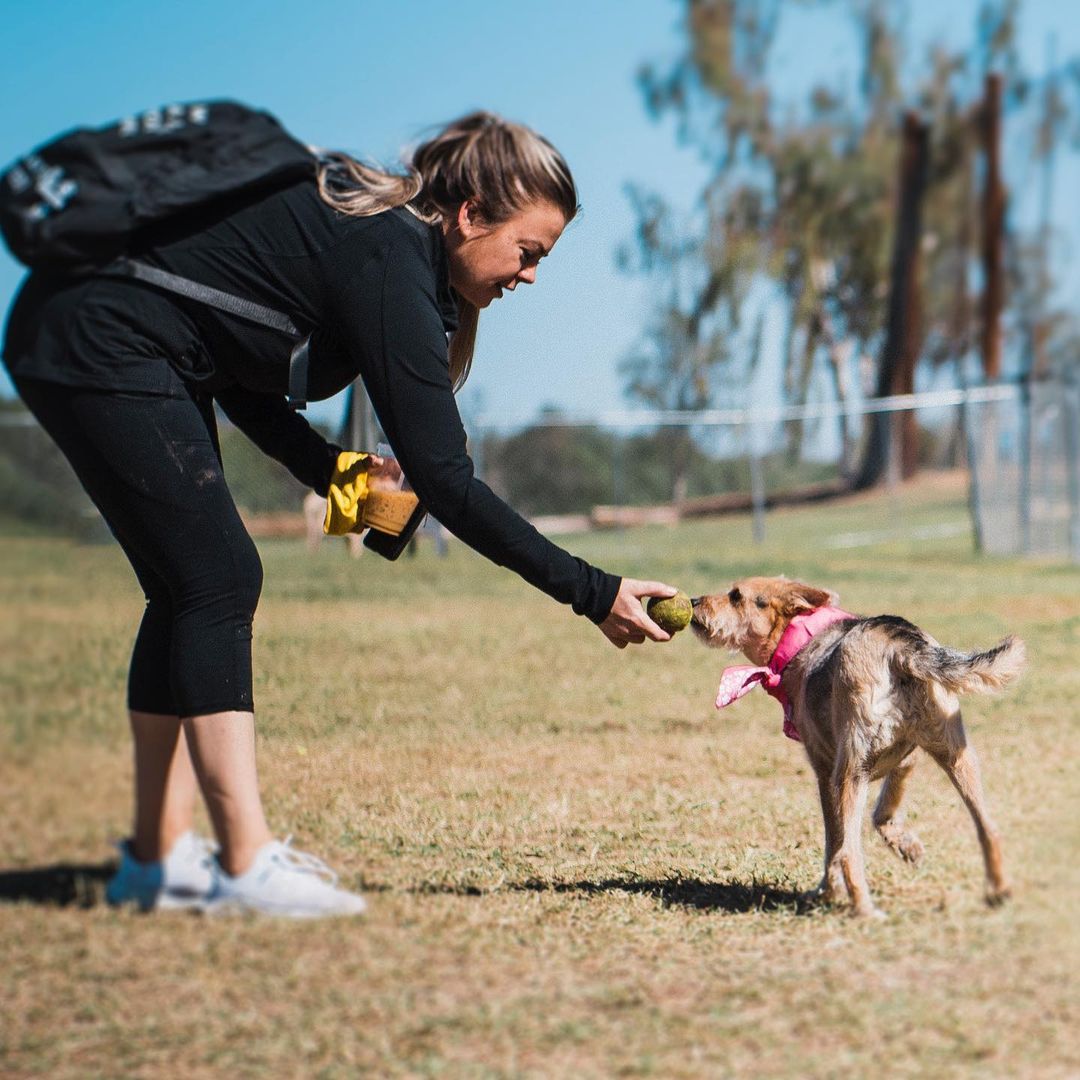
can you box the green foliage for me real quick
[0,409,95,537]
[479,418,839,515]
[217,424,312,514]
[480,419,617,515]
[0,403,329,536]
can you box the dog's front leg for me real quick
[811,767,845,904]
[831,759,882,918]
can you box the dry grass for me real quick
[2,476,1078,1078]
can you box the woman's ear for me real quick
[455,199,485,238]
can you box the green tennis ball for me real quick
[647,591,693,634]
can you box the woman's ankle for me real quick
[131,821,194,863]
[216,830,274,877]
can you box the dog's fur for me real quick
[691,577,1025,917]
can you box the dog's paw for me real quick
[851,904,888,921]
[985,883,1012,907]
[804,881,846,909]
[896,831,924,865]
[877,823,925,865]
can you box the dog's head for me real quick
[690,576,837,666]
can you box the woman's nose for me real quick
[517,265,537,285]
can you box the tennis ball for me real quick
[647,591,693,634]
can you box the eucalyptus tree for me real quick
[625,0,1071,487]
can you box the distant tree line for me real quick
[0,399,326,537]
[477,412,837,516]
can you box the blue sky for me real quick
[2,0,1078,431]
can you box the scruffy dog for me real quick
[690,577,1025,917]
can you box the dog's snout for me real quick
[690,597,704,607]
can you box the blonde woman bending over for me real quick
[3,109,678,918]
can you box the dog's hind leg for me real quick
[873,754,925,865]
[927,725,1010,906]
[830,758,881,918]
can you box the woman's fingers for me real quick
[627,579,678,601]
[621,579,675,642]
[598,577,682,647]
[367,454,405,493]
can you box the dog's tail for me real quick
[896,629,1026,695]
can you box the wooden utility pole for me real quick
[981,73,1006,380]
[854,109,930,487]
[1033,36,1058,377]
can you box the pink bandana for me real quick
[714,606,854,741]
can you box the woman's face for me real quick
[444,199,567,309]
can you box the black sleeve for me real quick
[327,232,621,624]
[213,382,341,495]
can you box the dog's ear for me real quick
[781,582,836,616]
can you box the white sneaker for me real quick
[105,831,216,911]
[201,838,367,919]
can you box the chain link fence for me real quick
[966,375,1080,560]
[1,379,1077,562]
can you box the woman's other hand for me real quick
[366,454,404,492]
[598,578,678,648]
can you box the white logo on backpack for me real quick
[8,153,79,220]
[118,103,210,138]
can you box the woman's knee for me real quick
[181,531,263,624]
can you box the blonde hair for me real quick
[316,112,579,390]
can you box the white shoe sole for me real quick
[199,895,367,919]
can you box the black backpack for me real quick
[1,99,314,268]
[0,100,316,407]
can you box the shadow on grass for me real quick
[416,875,815,915]
[4,866,813,915]
[0,862,116,907]
[519,875,814,914]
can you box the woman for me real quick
[2,111,677,917]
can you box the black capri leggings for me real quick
[14,376,263,717]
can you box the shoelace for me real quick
[166,833,218,872]
[190,835,219,863]
[270,836,339,886]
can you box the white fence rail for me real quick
[2,379,1077,561]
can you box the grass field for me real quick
[2,473,1078,1078]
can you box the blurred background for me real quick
[2,0,1077,560]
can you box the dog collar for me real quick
[714,606,855,741]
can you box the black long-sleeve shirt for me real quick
[2,180,620,623]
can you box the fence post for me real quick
[748,423,766,545]
[1018,375,1033,554]
[962,387,985,554]
[1065,373,1080,564]
[612,434,623,529]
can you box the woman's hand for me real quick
[598,578,679,648]
[366,454,404,492]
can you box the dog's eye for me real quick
[728,588,742,604]
[755,596,768,609]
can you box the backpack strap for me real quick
[108,257,311,409]
[286,334,311,412]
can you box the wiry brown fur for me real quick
[691,576,1026,917]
